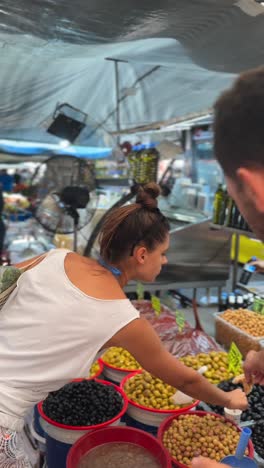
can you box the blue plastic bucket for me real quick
[124,413,158,436]
[30,421,46,455]
[45,432,71,468]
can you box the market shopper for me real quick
[213,65,264,386]
[0,182,247,466]
[190,65,264,468]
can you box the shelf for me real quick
[237,282,264,296]
[125,279,226,293]
[210,223,257,240]
[96,177,130,187]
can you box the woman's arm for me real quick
[109,318,247,410]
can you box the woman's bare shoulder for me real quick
[65,253,126,300]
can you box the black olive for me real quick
[42,380,123,426]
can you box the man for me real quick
[0,169,13,192]
[192,66,264,467]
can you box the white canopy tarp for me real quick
[0,0,264,141]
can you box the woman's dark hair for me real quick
[99,183,170,263]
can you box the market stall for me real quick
[22,297,263,467]
[1,0,264,466]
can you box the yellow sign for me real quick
[151,295,161,316]
[228,342,243,373]
[136,282,144,300]
[175,310,185,332]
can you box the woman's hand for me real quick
[192,456,229,468]
[225,388,248,410]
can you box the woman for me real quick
[0,183,247,466]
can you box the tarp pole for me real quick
[114,60,121,145]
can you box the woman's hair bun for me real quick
[136,182,161,209]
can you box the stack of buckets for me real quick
[37,379,127,468]
[36,357,257,468]
[32,360,104,465]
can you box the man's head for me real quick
[214,66,264,240]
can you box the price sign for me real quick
[228,342,243,373]
[175,310,185,332]
[151,295,161,316]
[136,282,144,300]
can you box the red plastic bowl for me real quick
[99,356,142,374]
[121,371,199,414]
[38,378,128,431]
[158,410,255,468]
[88,360,104,379]
[67,426,172,468]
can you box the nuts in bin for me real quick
[180,351,242,384]
[102,347,141,370]
[220,309,264,337]
[162,413,248,466]
[123,371,187,410]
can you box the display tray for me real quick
[214,311,264,358]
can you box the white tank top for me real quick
[0,249,139,430]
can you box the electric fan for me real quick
[30,155,99,251]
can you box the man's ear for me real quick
[237,167,264,213]
[134,246,147,264]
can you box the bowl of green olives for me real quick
[158,411,254,467]
[121,371,199,427]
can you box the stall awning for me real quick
[0,0,263,140]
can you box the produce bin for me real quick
[158,410,254,468]
[100,358,140,384]
[121,371,199,433]
[215,312,264,357]
[38,379,127,468]
[89,359,103,379]
[67,426,172,468]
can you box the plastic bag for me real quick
[0,266,21,293]
[133,299,221,357]
[167,301,222,357]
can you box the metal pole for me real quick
[73,227,78,253]
[105,57,123,146]
[232,233,240,291]
[114,60,121,145]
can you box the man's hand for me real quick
[192,456,229,468]
[244,350,264,385]
[250,259,264,273]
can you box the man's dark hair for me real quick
[214,66,264,176]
